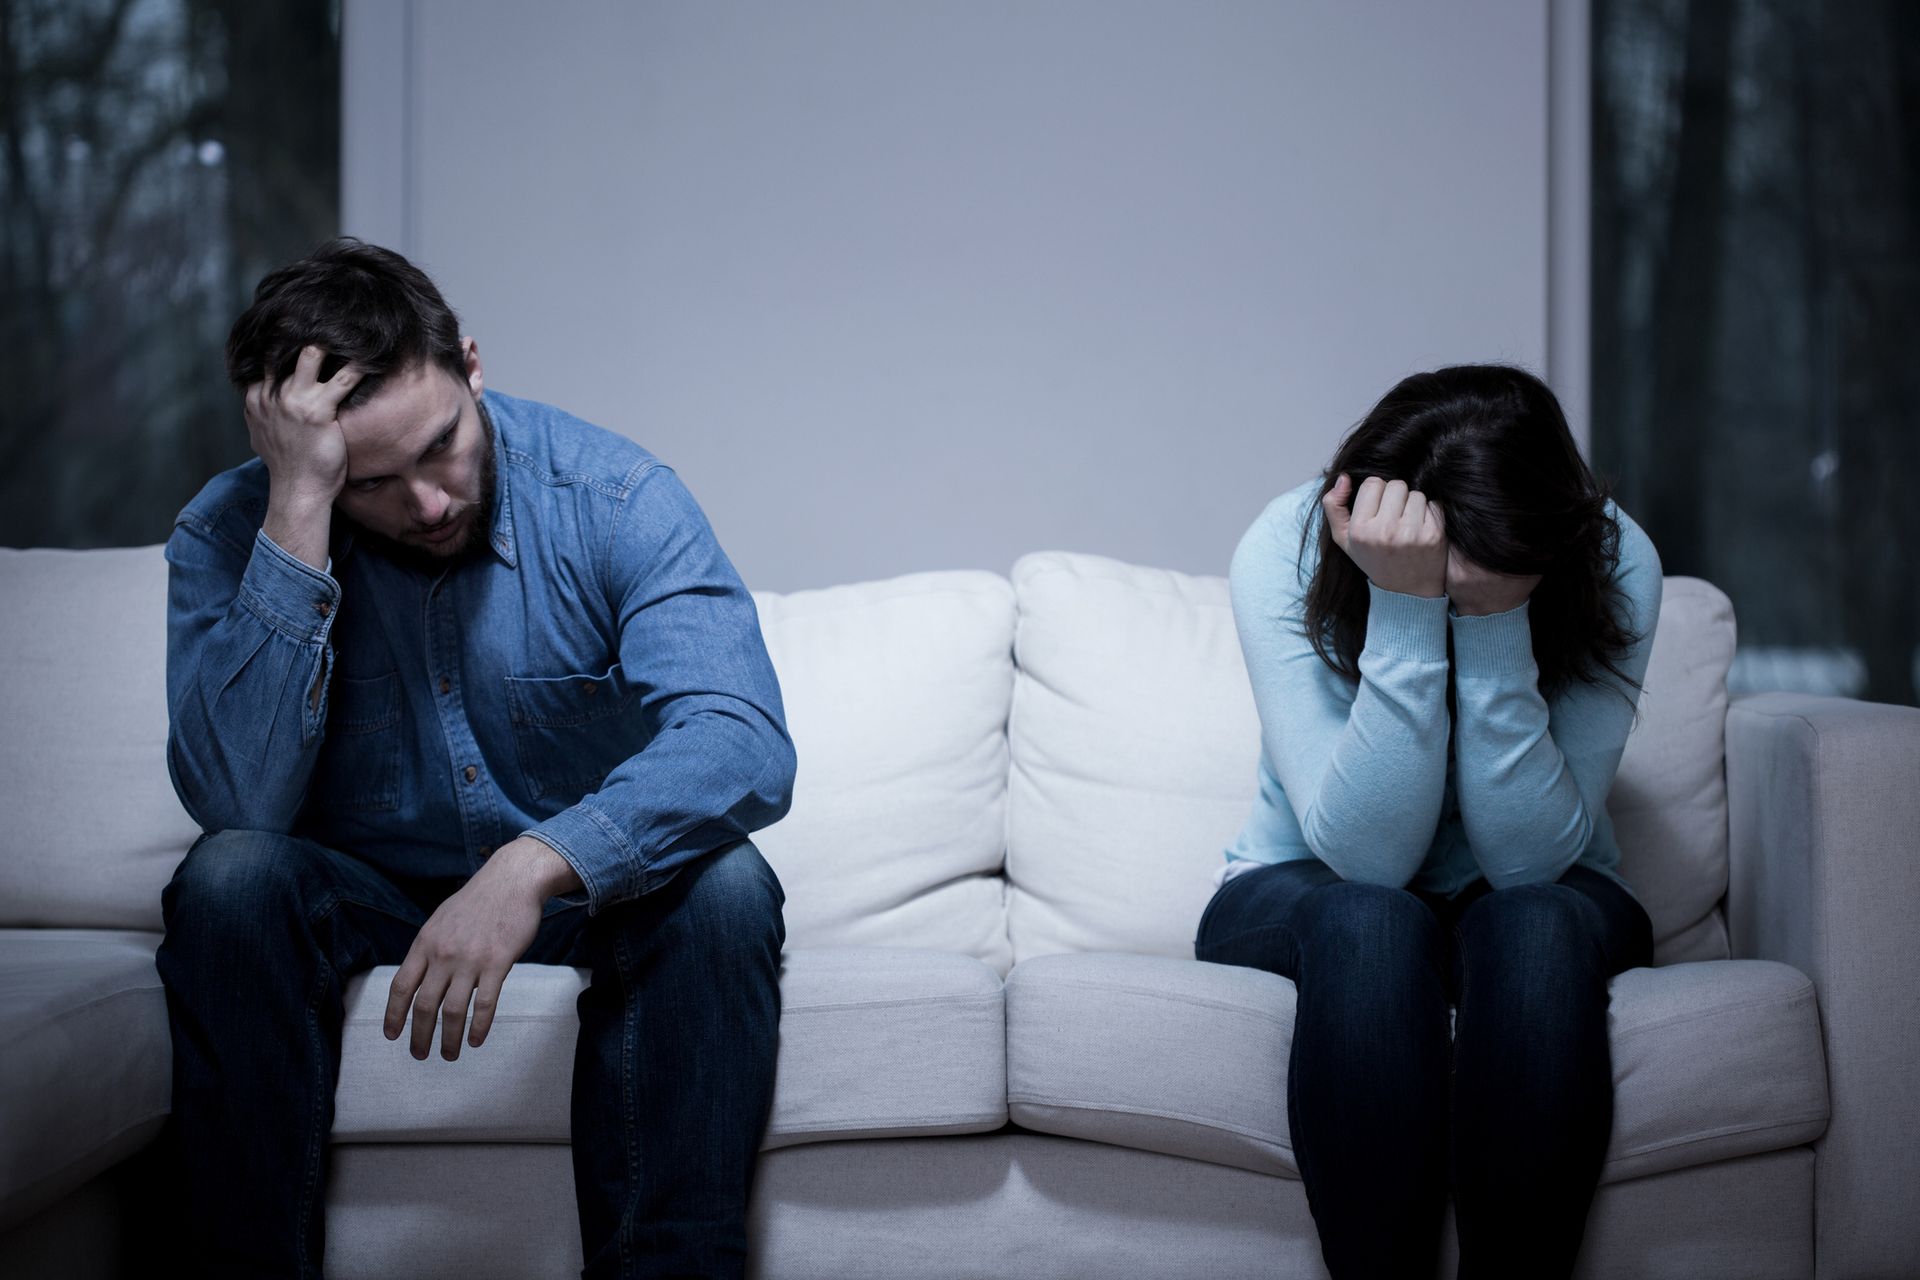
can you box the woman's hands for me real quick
[1322,474,1448,598]
[1324,473,1545,613]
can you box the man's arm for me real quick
[518,461,796,914]
[165,349,361,832]
[383,460,793,1062]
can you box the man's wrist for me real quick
[490,835,585,900]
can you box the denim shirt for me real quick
[163,389,795,914]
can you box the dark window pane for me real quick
[0,0,339,549]
[1592,0,1919,706]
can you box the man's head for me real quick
[226,238,496,567]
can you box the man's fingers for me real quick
[292,344,324,390]
[440,975,476,1062]
[409,966,454,1061]
[320,362,362,407]
[469,968,508,1049]
[384,948,428,1040]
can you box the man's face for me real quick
[335,340,494,569]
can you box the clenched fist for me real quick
[1322,474,1448,598]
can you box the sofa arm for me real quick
[1726,690,1920,1279]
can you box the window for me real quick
[1592,0,1918,706]
[0,0,340,548]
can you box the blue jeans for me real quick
[155,829,785,1279]
[1195,860,1653,1279]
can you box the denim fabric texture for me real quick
[1195,858,1654,1280]
[158,391,795,1277]
[162,388,795,916]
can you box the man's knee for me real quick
[162,828,317,934]
[604,840,785,957]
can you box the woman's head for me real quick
[1300,363,1643,702]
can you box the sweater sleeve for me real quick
[1229,498,1453,888]
[1447,510,1663,888]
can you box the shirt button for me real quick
[581,681,598,695]
[438,677,452,695]
[464,765,478,783]
[479,845,493,857]
[315,601,331,617]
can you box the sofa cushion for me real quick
[1005,952,1827,1182]
[332,947,1007,1146]
[751,572,1015,970]
[0,930,171,1229]
[1004,552,1738,967]
[1605,576,1738,963]
[0,548,199,930]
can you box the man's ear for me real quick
[461,336,484,398]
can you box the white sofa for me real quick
[3,545,1918,1278]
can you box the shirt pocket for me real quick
[311,670,403,813]
[504,663,645,800]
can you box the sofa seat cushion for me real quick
[0,929,170,1229]
[333,947,1007,1146]
[1005,952,1828,1182]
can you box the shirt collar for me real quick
[324,390,518,571]
[481,392,518,569]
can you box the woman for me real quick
[1196,364,1660,1278]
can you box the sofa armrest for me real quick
[1726,690,1920,1279]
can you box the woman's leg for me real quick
[1448,865,1654,1279]
[1197,861,1452,1279]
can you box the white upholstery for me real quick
[332,947,1007,1147]
[1004,952,1827,1183]
[0,548,199,930]
[752,573,1015,971]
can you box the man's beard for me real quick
[345,399,499,575]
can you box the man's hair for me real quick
[225,237,465,410]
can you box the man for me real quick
[157,237,795,1279]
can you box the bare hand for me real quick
[1322,474,1448,598]
[1446,548,1543,617]
[383,839,569,1061]
[245,344,360,506]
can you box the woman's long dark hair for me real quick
[1300,364,1646,706]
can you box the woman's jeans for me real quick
[155,828,785,1280]
[1195,860,1653,1279]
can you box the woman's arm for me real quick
[1448,511,1664,887]
[1231,494,1453,887]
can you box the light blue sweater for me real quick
[1222,478,1664,898]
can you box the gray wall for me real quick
[345,0,1557,592]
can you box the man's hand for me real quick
[250,345,360,570]
[1322,473,1448,598]
[1446,547,1544,617]
[384,836,583,1061]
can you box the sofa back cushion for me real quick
[1004,552,1735,967]
[751,572,1015,971]
[0,546,200,929]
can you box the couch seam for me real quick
[1006,1094,1292,1151]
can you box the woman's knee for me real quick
[1295,880,1443,956]
[1457,882,1606,976]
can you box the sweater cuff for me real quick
[1449,599,1536,676]
[1363,582,1450,663]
